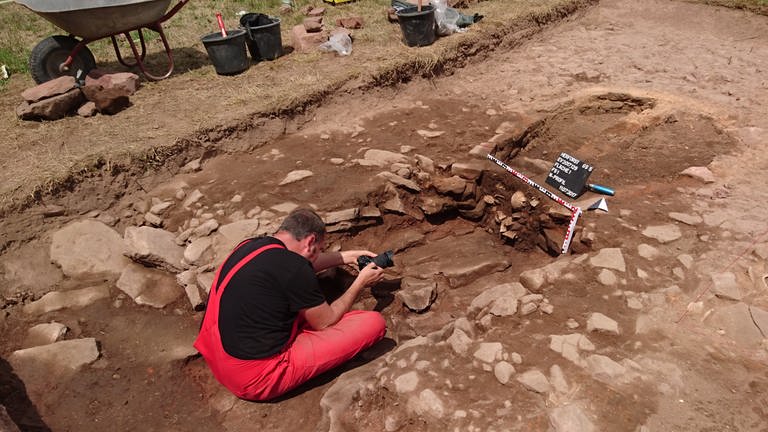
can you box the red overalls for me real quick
[194,242,386,401]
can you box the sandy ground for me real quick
[2,0,768,431]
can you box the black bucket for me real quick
[201,29,249,75]
[239,13,283,61]
[396,5,436,47]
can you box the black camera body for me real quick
[357,250,395,270]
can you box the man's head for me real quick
[275,208,326,262]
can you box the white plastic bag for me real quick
[319,33,353,56]
[434,0,461,36]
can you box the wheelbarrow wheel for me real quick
[29,35,96,84]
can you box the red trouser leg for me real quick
[242,310,386,401]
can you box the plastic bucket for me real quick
[239,14,283,61]
[396,5,436,47]
[201,29,249,75]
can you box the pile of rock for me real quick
[16,70,140,121]
[290,6,359,54]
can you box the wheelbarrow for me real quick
[15,0,190,84]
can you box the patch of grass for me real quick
[685,0,768,14]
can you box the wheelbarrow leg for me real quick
[59,38,92,74]
[124,24,175,81]
[111,32,147,68]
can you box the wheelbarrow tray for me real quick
[15,0,173,40]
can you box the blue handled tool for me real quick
[586,183,615,196]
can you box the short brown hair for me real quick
[277,208,326,240]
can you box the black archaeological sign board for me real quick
[545,152,594,198]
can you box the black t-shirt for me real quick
[217,237,326,360]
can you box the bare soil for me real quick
[2,0,768,431]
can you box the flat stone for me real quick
[415,154,435,173]
[192,219,219,238]
[9,338,99,398]
[680,166,715,183]
[197,272,215,294]
[50,220,130,278]
[589,248,626,272]
[707,302,764,346]
[549,404,596,432]
[489,295,519,317]
[585,354,627,382]
[447,327,473,356]
[416,129,445,138]
[677,254,694,269]
[749,306,768,338]
[23,285,110,315]
[364,149,407,165]
[182,189,204,209]
[549,365,569,394]
[124,226,185,272]
[516,369,551,393]
[377,171,421,192]
[21,75,77,102]
[17,88,84,121]
[669,212,702,226]
[1,244,63,297]
[469,282,527,312]
[324,208,359,224]
[279,170,314,185]
[23,322,68,348]
[150,201,174,215]
[184,237,213,266]
[394,371,419,393]
[597,269,617,286]
[637,244,660,260]
[451,161,486,180]
[143,212,164,227]
[494,361,516,384]
[432,176,467,195]
[399,277,437,313]
[409,389,444,419]
[116,263,183,308]
[519,259,571,292]
[218,219,262,244]
[711,272,742,301]
[290,24,329,53]
[642,224,682,244]
[520,302,538,315]
[473,342,503,363]
[586,312,620,335]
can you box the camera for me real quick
[357,250,395,270]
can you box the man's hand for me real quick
[357,262,385,287]
[340,250,376,266]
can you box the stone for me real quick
[291,24,329,53]
[82,71,139,114]
[447,328,473,356]
[182,189,204,209]
[143,212,163,227]
[637,243,660,260]
[710,272,742,301]
[409,389,444,419]
[432,176,467,195]
[377,171,421,192]
[394,371,419,393]
[549,404,596,432]
[9,338,99,397]
[642,224,682,244]
[399,277,437,313]
[549,334,594,366]
[218,219,262,245]
[597,269,618,286]
[23,286,110,315]
[680,166,716,183]
[150,201,174,215]
[677,254,694,269]
[510,191,527,209]
[124,226,185,272]
[469,282,527,312]
[192,219,219,238]
[416,129,445,138]
[77,101,97,117]
[415,154,435,173]
[473,342,503,363]
[708,302,764,346]
[50,220,130,278]
[307,6,325,16]
[586,312,620,335]
[489,296,519,317]
[279,169,314,185]
[1,245,63,297]
[585,354,627,382]
[516,369,551,393]
[750,306,768,337]
[549,365,569,394]
[324,208,359,224]
[510,352,522,364]
[589,248,626,272]
[23,322,68,348]
[197,272,215,294]
[184,237,213,266]
[494,361,516,384]
[669,212,702,226]
[329,158,344,165]
[519,259,570,292]
[336,15,364,29]
[566,318,580,329]
[540,303,555,314]
[116,263,183,308]
[21,75,77,102]
[303,16,323,32]
[451,161,486,180]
